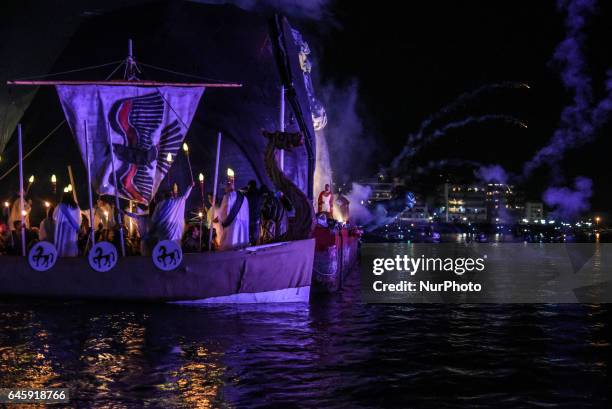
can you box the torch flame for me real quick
[44,201,50,208]
[182,142,189,153]
[167,153,173,163]
[51,174,57,183]
[28,175,34,183]
[198,173,204,182]
[227,168,235,178]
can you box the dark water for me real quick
[0,269,610,408]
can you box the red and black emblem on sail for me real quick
[108,91,183,203]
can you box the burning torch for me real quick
[198,210,204,252]
[199,172,205,206]
[183,142,194,184]
[26,175,35,194]
[166,153,174,188]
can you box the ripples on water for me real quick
[0,269,610,408]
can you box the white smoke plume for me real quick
[314,128,332,201]
[345,182,395,231]
[543,176,593,220]
[474,164,509,184]
[318,81,379,185]
[314,81,394,230]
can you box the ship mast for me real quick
[124,38,141,81]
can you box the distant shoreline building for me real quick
[358,175,548,224]
[434,182,528,223]
[524,201,544,223]
[438,183,487,222]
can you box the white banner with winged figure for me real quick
[56,85,204,203]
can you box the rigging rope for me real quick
[0,121,65,181]
[0,60,125,181]
[13,60,125,81]
[139,62,234,83]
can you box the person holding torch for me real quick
[215,168,250,250]
[8,192,31,230]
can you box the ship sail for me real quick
[56,85,204,203]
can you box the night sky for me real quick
[306,0,612,212]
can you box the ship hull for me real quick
[312,226,360,292]
[0,239,314,303]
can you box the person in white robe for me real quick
[317,183,334,218]
[39,205,55,242]
[93,198,112,230]
[217,179,249,251]
[53,193,81,257]
[150,183,193,246]
[9,195,31,230]
[205,193,224,249]
[124,205,152,255]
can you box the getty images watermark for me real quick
[372,254,486,293]
[361,243,612,303]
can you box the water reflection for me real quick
[0,272,610,408]
[0,311,58,389]
[166,345,225,409]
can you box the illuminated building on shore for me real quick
[434,183,526,223]
[524,201,544,223]
[485,183,525,223]
[437,183,487,222]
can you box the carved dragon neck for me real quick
[262,130,315,241]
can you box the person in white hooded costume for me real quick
[53,192,81,257]
[216,178,249,251]
[8,194,31,230]
[149,183,193,246]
